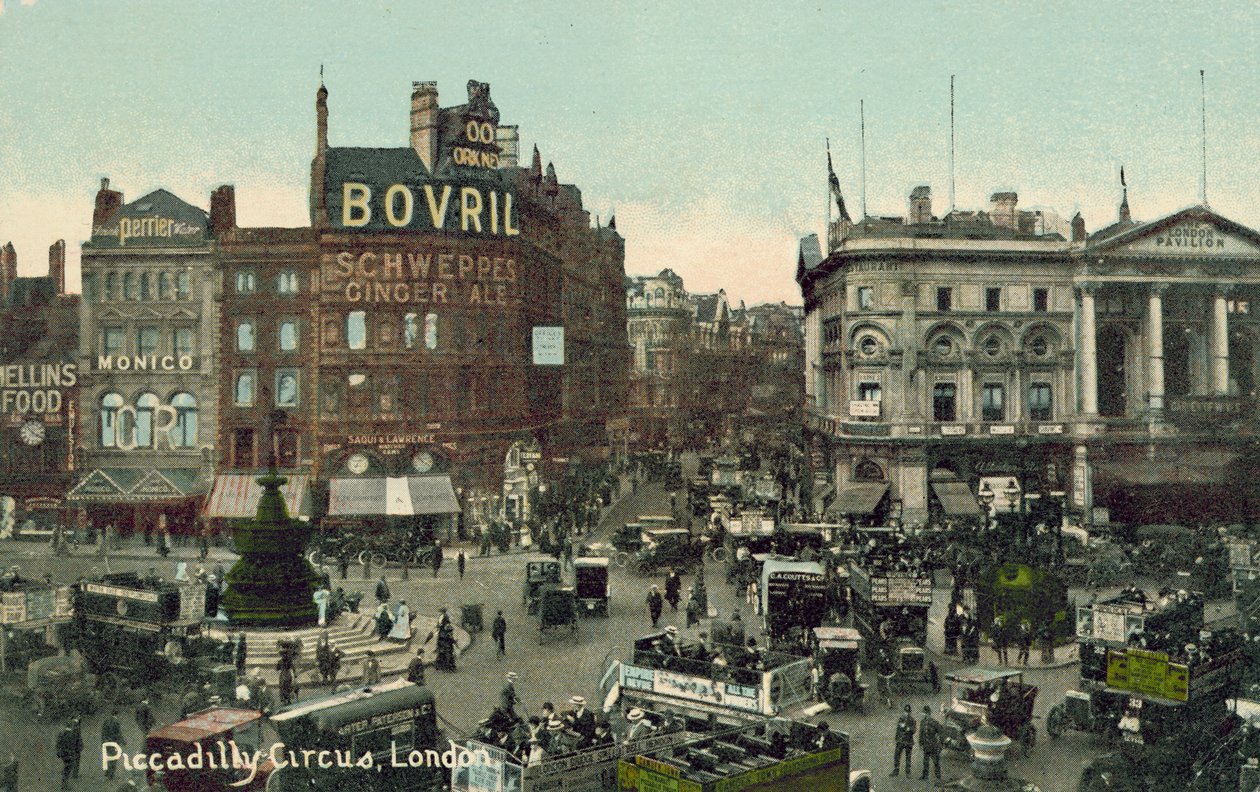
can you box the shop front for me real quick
[66,467,207,539]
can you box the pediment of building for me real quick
[1088,206,1260,259]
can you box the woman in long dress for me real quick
[388,600,412,642]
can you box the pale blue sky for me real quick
[2,1,1259,305]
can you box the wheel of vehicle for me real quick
[1019,722,1036,756]
[613,552,630,569]
[370,551,387,568]
[710,546,728,563]
[307,550,322,567]
[1047,704,1065,739]
[357,550,371,567]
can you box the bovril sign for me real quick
[95,355,196,372]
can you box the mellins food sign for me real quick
[0,362,76,415]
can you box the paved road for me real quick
[0,481,1108,791]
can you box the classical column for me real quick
[1211,287,1230,395]
[1148,283,1167,416]
[1079,284,1099,415]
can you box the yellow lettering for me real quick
[407,253,431,279]
[393,283,409,302]
[384,185,413,227]
[458,255,475,279]
[413,283,431,303]
[490,191,499,234]
[345,282,362,302]
[336,252,354,277]
[460,187,483,233]
[492,257,505,281]
[342,183,372,227]
[506,259,517,281]
[477,257,491,281]
[438,254,454,279]
[423,185,452,230]
[504,192,519,236]
[374,282,390,302]
[496,283,507,304]
[469,283,481,304]
[465,121,480,143]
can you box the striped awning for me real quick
[328,475,459,517]
[205,473,311,519]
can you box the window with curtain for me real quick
[159,272,174,300]
[237,321,256,352]
[276,370,299,407]
[236,269,256,294]
[404,313,420,350]
[176,271,190,299]
[174,327,194,357]
[139,272,152,301]
[1028,382,1052,421]
[123,273,137,300]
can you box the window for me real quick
[347,373,368,415]
[857,381,882,401]
[237,321,256,352]
[173,327,194,358]
[103,327,125,356]
[159,272,174,300]
[404,313,420,349]
[854,460,884,482]
[176,271,190,299]
[235,371,255,406]
[857,287,874,310]
[982,383,1005,422]
[425,313,438,350]
[936,287,952,312]
[275,431,299,467]
[279,321,298,352]
[986,288,1001,312]
[104,273,117,301]
[138,326,160,356]
[982,336,1003,358]
[655,288,665,303]
[123,273,137,300]
[321,376,344,416]
[858,336,879,357]
[135,393,157,448]
[170,393,197,447]
[275,370,299,407]
[139,273,152,301]
[932,336,954,358]
[933,383,957,422]
[1033,288,1049,312]
[376,374,400,416]
[100,393,124,447]
[277,270,299,295]
[235,269,256,294]
[82,274,97,303]
[347,311,367,350]
[323,319,341,346]
[233,429,254,468]
[1028,382,1052,421]
[377,317,397,347]
[1229,299,1250,315]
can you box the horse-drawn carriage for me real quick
[522,561,563,615]
[26,650,101,718]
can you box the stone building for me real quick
[68,180,219,538]
[625,268,692,447]
[800,180,1260,526]
[0,241,80,539]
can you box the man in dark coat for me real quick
[892,705,915,777]
[664,570,682,611]
[338,553,350,580]
[943,605,960,656]
[135,699,155,736]
[0,752,16,792]
[57,722,79,789]
[234,633,247,677]
[992,616,1009,665]
[457,550,466,580]
[278,664,296,706]
[492,610,507,658]
[646,586,664,627]
[566,696,596,743]
[1016,620,1033,665]
[918,705,942,780]
[375,576,391,605]
[432,542,444,577]
[406,650,427,685]
[101,710,123,779]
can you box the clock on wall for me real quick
[20,420,45,446]
[346,453,370,475]
[411,451,434,474]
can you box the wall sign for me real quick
[322,249,518,307]
[96,355,196,372]
[0,362,75,415]
[533,327,564,365]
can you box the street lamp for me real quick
[977,482,995,529]
[1048,489,1067,564]
[1003,479,1020,512]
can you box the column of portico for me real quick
[1210,286,1230,395]
[1079,284,1099,415]
[1148,283,1167,417]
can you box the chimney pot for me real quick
[48,240,65,294]
[409,81,440,172]
[1071,212,1086,243]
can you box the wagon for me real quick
[26,651,101,718]
[522,560,562,615]
[537,585,579,644]
[940,667,1038,757]
[574,558,610,617]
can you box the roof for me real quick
[271,678,433,729]
[796,234,824,280]
[574,557,609,567]
[1084,204,1260,254]
[945,667,1025,684]
[88,188,208,249]
[147,708,263,743]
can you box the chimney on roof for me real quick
[990,191,1018,230]
[48,240,65,295]
[0,243,15,305]
[409,81,440,172]
[311,78,330,227]
[496,125,519,168]
[1071,212,1086,243]
[209,185,237,234]
[908,185,932,225]
[93,178,124,228]
[543,162,559,198]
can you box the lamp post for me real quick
[1003,478,1027,546]
[978,482,995,529]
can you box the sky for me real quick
[3,2,1260,306]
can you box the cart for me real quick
[574,558,610,617]
[537,585,579,644]
[940,667,1038,757]
[522,561,562,615]
[812,627,867,713]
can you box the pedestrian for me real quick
[431,541,444,577]
[457,550,466,580]
[135,699,155,735]
[646,585,664,628]
[100,710,123,778]
[664,569,682,611]
[891,704,915,778]
[235,633,247,677]
[375,576,391,605]
[918,705,942,780]
[329,647,343,686]
[746,578,759,614]
[362,650,382,685]
[375,602,394,641]
[388,600,412,643]
[278,664,295,706]
[0,752,16,792]
[198,531,209,561]
[316,634,333,683]
[338,553,350,581]
[57,721,79,789]
[1039,623,1055,663]
[943,603,960,656]
[436,614,457,671]
[492,610,507,658]
[406,650,427,685]
[685,587,701,628]
[1017,620,1033,666]
[500,672,519,715]
[991,615,1009,665]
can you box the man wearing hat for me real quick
[624,708,655,744]
[567,696,595,744]
[545,717,573,755]
[135,699,155,736]
[918,704,942,780]
[407,649,427,685]
[500,673,519,716]
[492,610,508,659]
[892,704,916,777]
[646,585,664,628]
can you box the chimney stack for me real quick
[48,240,65,295]
[1071,212,1086,243]
[209,185,237,234]
[93,178,124,228]
[311,80,330,227]
[409,81,440,172]
[908,185,932,225]
[496,125,519,168]
[0,243,15,305]
[989,191,1018,230]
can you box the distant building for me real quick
[0,241,80,539]
[625,269,691,447]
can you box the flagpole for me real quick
[1200,69,1208,207]
[826,137,832,248]
[860,100,868,219]
[949,75,956,216]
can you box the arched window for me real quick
[100,393,124,447]
[237,321,255,352]
[123,272,137,300]
[655,288,665,303]
[854,460,884,482]
[170,393,197,448]
[159,272,174,300]
[424,313,438,350]
[103,272,117,301]
[404,313,420,350]
[236,270,256,294]
[135,393,158,448]
[279,321,298,351]
[139,272,152,301]
[235,372,255,406]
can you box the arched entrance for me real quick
[1098,326,1127,417]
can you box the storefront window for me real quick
[347,311,367,350]
[100,393,123,447]
[170,393,197,448]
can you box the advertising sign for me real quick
[0,362,75,415]
[848,400,880,418]
[533,327,565,365]
[1091,606,1128,643]
[1106,648,1190,702]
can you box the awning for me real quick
[205,473,311,519]
[811,483,835,513]
[931,480,982,516]
[828,482,889,516]
[328,475,459,517]
[66,468,206,503]
[1093,450,1238,487]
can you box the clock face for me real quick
[412,451,434,473]
[20,420,45,446]
[346,453,370,475]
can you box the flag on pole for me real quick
[827,139,851,222]
[1120,166,1126,188]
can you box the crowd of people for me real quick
[477,675,628,765]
